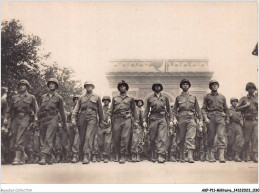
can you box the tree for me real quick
[1,19,48,102]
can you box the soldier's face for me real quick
[211,83,219,91]
[248,88,256,95]
[181,83,190,91]
[19,84,27,92]
[231,101,238,107]
[85,85,94,92]
[138,101,143,107]
[154,85,161,92]
[103,100,110,106]
[119,85,127,92]
[48,82,56,91]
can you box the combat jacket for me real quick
[72,92,104,125]
[236,94,258,119]
[172,92,202,121]
[229,106,243,124]
[201,91,230,121]
[6,91,39,121]
[143,93,172,122]
[108,94,137,121]
[38,91,67,126]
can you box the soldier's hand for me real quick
[173,119,178,125]
[134,122,139,128]
[169,121,173,127]
[3,118,7,125]
[199,121,203,127]
[245,101,251,107]
[240,120,244,127]
[72,119,76,126]
[198,125,203,133]
[143,122,147,128]
[169,128,173,135]
[205,118,210,124]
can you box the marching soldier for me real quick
[107,80,138,164]
[72,81,104,164]
[227,97,244,162]
[202,80,230,163]
[5,79,39,165]
[131,98,144,162]
[172,79,203,163]
[236,82,258,163]
[166,103,178,162]
[38,78,67,165]
[143,82,173,163]
[69,95,80,163]
[97,96,112,163]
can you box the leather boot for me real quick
[100,154,104,161]
[205,149,209,161]
[170,154,176,162]
[104,155,109,163]
[97,153,101,162]
[114,153,119,162]
[253,153,258,163]
[209,148,216,163]
[92,154,97,163]
[219,149,225,163]
[82,153,90,164]
[119,154,125,164]
[39,154,47,165]
[54,153,61,163]
[158,153,165,163]
[47,154,54,165]
[200,152,205,162]
[180,151,185,163]
[151,151,156,162]
[71,154,78,163]
[33,155,40,164]
[185,151,188,162]
[188,149,194,163]
[131,153,137,163]
[27,153,34,164]
[234,151,242,162]
[136,153,141,162]
[12,150,23,165]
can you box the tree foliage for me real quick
[1,19,82,111]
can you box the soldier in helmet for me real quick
[172,79,203,163]
[236,82,258,163]
[202,80,230,163]
[97,96,112,163]
[38,78,67,165]
[69,95,80,163]
[107,80,138,164]
[226,97,244,162]
[143,82,173,163]
[5,79,39,165]
[72,81,104,164]
[131,98,144,162]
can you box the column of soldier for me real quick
[1,78,258,165]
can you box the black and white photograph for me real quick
[1,1,259,192]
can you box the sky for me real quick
[2,1,258,103]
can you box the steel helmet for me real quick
[18,79,31,89]
[117,80,129,91]
[245,82,256,91]
[152,82,163,91]
[180,79,191,88]
[47,78,59,89]
[209,80,219,89]
[84,81,95,89]
[102,96,111,103]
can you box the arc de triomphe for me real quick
[105,59,213,106]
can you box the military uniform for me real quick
[172,79,202,163]
[97,96,112,163]
[236,82,258,162]
[227,103,244,162]
[202,80,230,163]
[143,83,172,163]
[72,86,104,164]
[6,80,39,165]
[38,78,67,165]
[131,99,144,162]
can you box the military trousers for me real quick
[112,116,132,155]
[78,113,98,155]
[67,123,80,155]
[98,126,112,155]
[207,112,227,149]
[10,114,31,152]
[244,118,258,154]
[177,115,197,150]
[166,133,177,155]
[148,115,167,155]
[39,115,59,155]
[227,123,244,153]
[131,125,143,153]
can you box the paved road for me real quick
[1,161,258,184]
